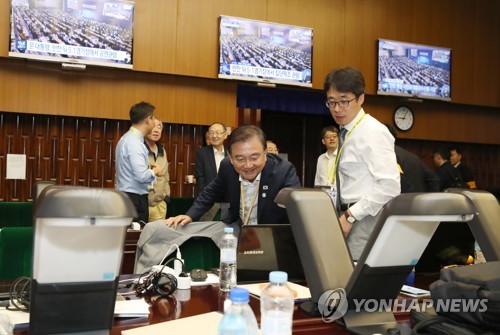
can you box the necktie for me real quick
[336,127,347,212]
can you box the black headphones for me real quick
[135,258,184,297]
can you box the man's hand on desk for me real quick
[165,215,192,229]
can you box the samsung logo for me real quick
[242,250,264,255]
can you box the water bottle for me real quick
[218,287,258,335]
[219,227,237,291]
[474,240,486,264]
[260,271,294,335]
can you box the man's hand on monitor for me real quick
[165,215,192,229]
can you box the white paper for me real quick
[6,154,26,180]
[122,311,222,335]
[239,282,311,301]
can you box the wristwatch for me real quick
[345,210,356,224]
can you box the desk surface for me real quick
[10,279,418,335]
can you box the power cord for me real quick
[7,277,31,312]
[135,257,185,297]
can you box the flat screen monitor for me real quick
[9,0,135,69]
[218,15,313,88]
[236,224,305,283]
[377,39,451,101]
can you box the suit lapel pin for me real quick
[263,185,268,190]
[262,193,267,198]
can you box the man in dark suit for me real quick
[449,145,477,189]
[194,122,228,220]
[386,124,440,193]
[433,145,467,191]
[134,126,301,273]
[396,145,441,193]
[167,125,301,228]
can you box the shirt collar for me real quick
[212,146,225,155]
[343,108,365,131]
[239,172,262,186]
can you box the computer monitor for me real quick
[30,186,136,335]
[276,189,477,335]
[275,188,354,314]
[236,224,305,283]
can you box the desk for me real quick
[11,281,416,335]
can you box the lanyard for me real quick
[240,181,260,226]
[325,153,336,185]
[129,127,142,139]
[329,112,367,184]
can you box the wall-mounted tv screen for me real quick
[218,15,313,88]
[377,39,451,101]
[9,0,135,69]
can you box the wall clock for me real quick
[394,106,414,131]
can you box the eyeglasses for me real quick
[323,135,338,140]
[232,153,265,165]
[208,131,226,136]
[325,97,357,109]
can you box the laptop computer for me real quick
[236,224,305,283]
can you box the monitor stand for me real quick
[300,300,321,316]
[343,310,412,335]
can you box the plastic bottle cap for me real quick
[229,287,249,303]
[224,227,234,234]
[269,271,288,283]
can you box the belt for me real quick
[340,203,356,212]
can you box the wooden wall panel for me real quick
[398,139,500,194]
[1,0,498,107]
[0,58,238,127]
[363,96,500,144]
[133,0,178,73]
[0,112,207,202]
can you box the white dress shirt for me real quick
[239,173,261,226]
[314,149,338,187]
[338,109,400,220]
[213,146,225,172]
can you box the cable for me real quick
[159,244,180,266]
[134,257,184,297]
[7,277,31,312]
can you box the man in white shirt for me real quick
[324,67,401,259]
[314,125,339,187]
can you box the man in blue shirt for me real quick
[116,101,165,224]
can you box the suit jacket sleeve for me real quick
[422,162,440,192]
[257,154,301,224]
[187,158,235,221]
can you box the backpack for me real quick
[411,262,500,334]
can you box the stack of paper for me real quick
[114,299,150,318]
